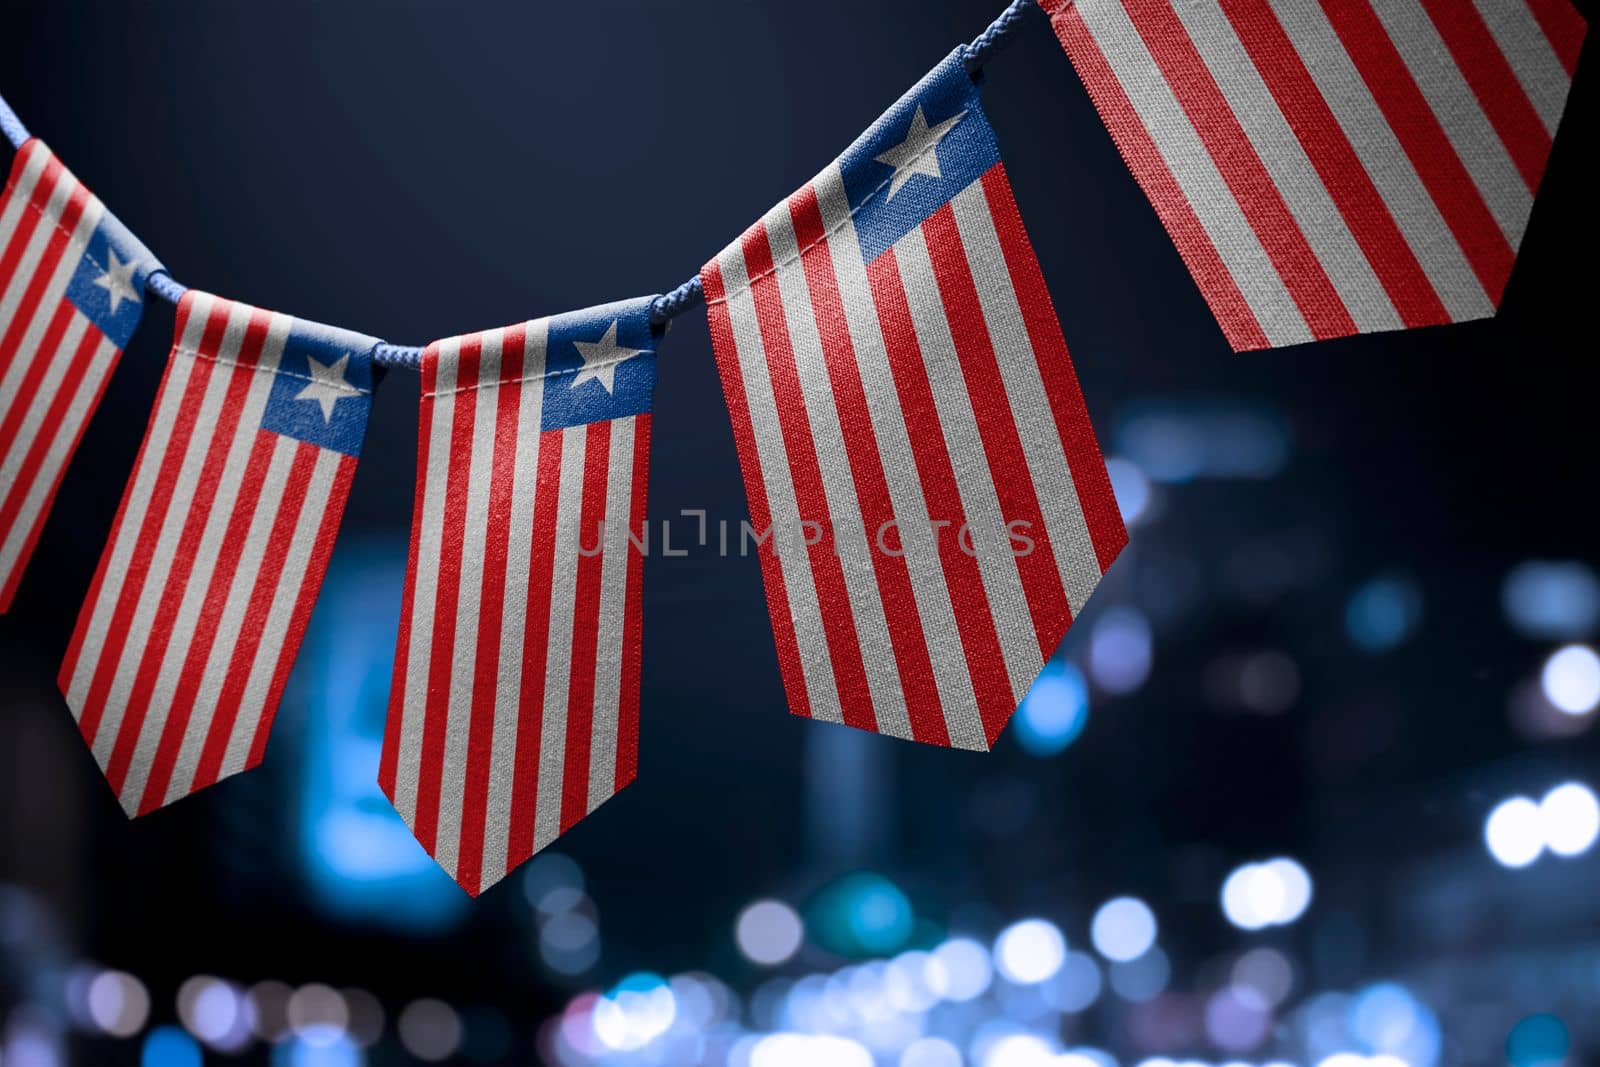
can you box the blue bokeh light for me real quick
[1506,1013,1570,1067]
[1345,575,1423,653]
[141,1026,201,1067]
[1502,561,1600,639]
[808,873,915,958]
[1013,661,1089,757]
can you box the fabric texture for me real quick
[59,291,377,816]
[703,51,1126,752]
[0,139,162,610]
[1042,0,1586,351]
[382,297,656,897]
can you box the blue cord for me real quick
[0,0,1036,367]
[0,94,27,149]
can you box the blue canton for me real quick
[63,211,163,348]
[540,296,659,432]
[840,50,1002,267]
[261,319,379,457]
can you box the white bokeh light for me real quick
[1540,782,1600,857]
[994,920,1067,985]
[1221,858,1312,928]
[981,1033,1055,1067]
[736,900,805,966]
[1485,796,1545,868]
[1541,645,1600,715]
[86,971,149,1038]
[900,1036,964,1067]
[1090,897,1157,962]
[932,938,994,1002]
[1265,857,1312,923]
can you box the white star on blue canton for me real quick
[294,354,355,423]
[93,247,142,315]
[571,320,645,395]
[874,105,967,199]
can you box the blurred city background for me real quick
[2,2,1596,1065]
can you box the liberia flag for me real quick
[703,51,1126,751]
[1043,0,1586,351]
[0,140,161,610]
[381,298,655,896]
[60,291,377,816]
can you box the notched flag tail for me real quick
[1042,0,1586,351]
[381,297,656,897]
[703,50,1126,753]
[0,140,162,611]
[60,291,378,816]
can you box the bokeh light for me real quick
[1541,645,1600,715]
[1089,897,1157,962]
[736,899,805,966]
[1538,782,1600,857]
[1088,607,1153,695]
[931,938,994,1002]
[141,1026,201,1067]
[1221,857,1313,929]
[1485,796,1546,868]
[1013,661,1090,758]
[1507,1013,1570,1067]
[397,999,462,1063]
[994,919,1066,985]
[1503,561,1600,639]
[1345,575,1423,652]
[87,970,150,1038]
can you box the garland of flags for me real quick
[0,0,1584,896]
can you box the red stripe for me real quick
[865,249,1015,747]
[191,439,321,791]
[1216,0,1450,329]
[412,339,483,853]
[560,420,611,833]
[0,303,77,474]
[616,416,649,791]
[0,174,91,376]
[980,167,1129,579]
[1044,2,1270,350]
[743,223,878,730]
[59,296,197,695]
[0,146,54,300]
[73,301,228,750]
[1124,0,1357,340]
[1320,0,1516,303]
[702,259,815,720]
[136,423,275,810]
[922,203,1071,662]
[0,323,113,611]
[381,347,441,799]
[105,309,271,796]
[790,187,949,747]
[1420,0,1552,192]
[455,327,526,895]
[506,427,563,867]
[1526,0,1587,75]
[244,451,354,774]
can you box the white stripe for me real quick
[65,294,212,713]
[392,339,460,826]
[1074,0,1311,346]
[481,320,548,883]
[1471,0,1572,136]
[764,201,912,740]
[432,333,505,879]
[715,243,844,724]
[894,227,1042,705]
[532,423,586,851]
[0,142,53,258]
[116,313,291,811]
[1173,0,1401,333]
[813,165,986,751]
[216,445,342,781]
[1373,0,1532,245]
[0,189,104,412]
[948,180,1105,618]
[1266,0,1493,322]
[0,330,118,585]
[587,415,635,811]
[0,312,93,528]
[163,431,298,803]
[93,300,260,768]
